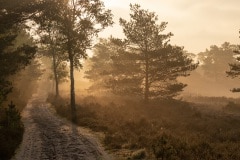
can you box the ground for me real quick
[12,90,113,160]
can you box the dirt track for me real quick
[12,91,113,160]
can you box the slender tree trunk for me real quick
[69,54,76,122]
[144,53,149,103]
[52,49,59,97]
[67,13,76,122]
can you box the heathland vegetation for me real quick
[1,0,240,159]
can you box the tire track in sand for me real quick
[12,92,113,160]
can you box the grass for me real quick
[48,94,240,159]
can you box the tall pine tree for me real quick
[119,4,197,101]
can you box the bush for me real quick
[104,133,127,149]
[191,142,216,160]
[152,134,178,160]
[0,102,24,160]
[49,94,240,160]
[223,101,240,114]
[131,149,147,160]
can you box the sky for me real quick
[99,0,240,54]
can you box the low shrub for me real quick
[152,134,182,160]
[223,101,240,114]
[0,102,24,160]
[131,149,146,160]
[48,94,240,159]
[104,133,126,149]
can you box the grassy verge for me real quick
[48,94,240,159]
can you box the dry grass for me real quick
[48,94,240,159]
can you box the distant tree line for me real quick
[179,42,240,97]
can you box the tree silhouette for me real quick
[119,4,172,102]
[119,4,197,101]
[34,18,68,97]
[86,35,197,100]
[226,33,240,92]
[85,38,142,96]
[0,0,37,104]
[37,0,113,121]
[199,43,235,81]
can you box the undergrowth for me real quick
[0,102,24,160]
[48,94,240,159]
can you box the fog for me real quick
[2,0,240,159]
[101,0,240,54]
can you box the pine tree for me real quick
[119,4,197,101]
[226,35,240,92]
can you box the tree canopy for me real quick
[0,0,38,104]
[86,4,197,102]
[120,4,197,101]
[34,0,113,121]
[199,42,236,81]
[226,44,240,92]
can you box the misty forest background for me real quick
[1,0,240,159]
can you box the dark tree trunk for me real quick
[69,54,76,122]
[144,52,149,103]
[52,49,59,97]
[67,17,76,122]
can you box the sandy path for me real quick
[12,92,113,160]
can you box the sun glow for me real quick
[102,0,126,8]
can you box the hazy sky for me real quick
[99,0,240,54]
